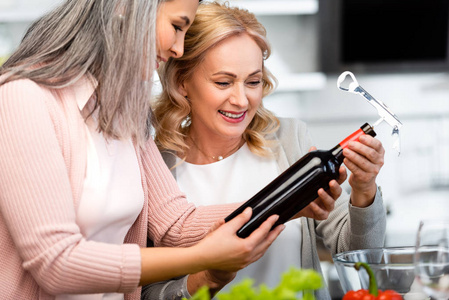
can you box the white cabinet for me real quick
[232,0,318,15]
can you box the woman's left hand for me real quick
[296,177,344,220]
[343,134,385,207]
[291,147,347,221]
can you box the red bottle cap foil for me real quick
[339,128,364,149]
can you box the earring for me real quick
[181,114,191,128]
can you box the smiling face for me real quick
[156,0,199,67]
[181,33,264,143]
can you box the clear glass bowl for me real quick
[333,247,428,298]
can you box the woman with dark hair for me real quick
[0,1,285,299]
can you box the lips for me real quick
[218,110,246,119]
[156,56,167,68]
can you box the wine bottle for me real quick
[225,123,376,238]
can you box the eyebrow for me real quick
[180,16,191,26]
[212,70,262,78]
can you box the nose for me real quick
[229,83,248,108]
[170,36,185,58]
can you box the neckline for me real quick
[180,142,249,166]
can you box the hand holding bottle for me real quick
[186,220,239,297]
[343,134,385,208]
[139,208,284,285]
[196,207,285,272]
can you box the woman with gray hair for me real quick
[0,0,285,299]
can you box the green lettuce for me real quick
[184,267,323,300]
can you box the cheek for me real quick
[156,26,173,52]
[189,84,223,106]
[248,90,263,110]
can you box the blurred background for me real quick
[2,0,449,298]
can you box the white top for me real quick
[176,143,302,289]
[56,97,144,300]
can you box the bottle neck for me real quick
[331,123,376,162]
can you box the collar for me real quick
[73,75,97,112]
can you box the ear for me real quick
[178,81,188,97]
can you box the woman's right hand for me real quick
[139,207,283,285]
[195,207,284,272]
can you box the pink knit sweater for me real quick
[0,77,233,299]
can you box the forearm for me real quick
[141,276,190,300]
[140,271,233,300]
[348,186,386,249]
[142,140,240,248]
[139,246,206,286]
[349,183,378,207]
[317,186,386,253]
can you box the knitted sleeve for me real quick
[0,79,141,295]
[139,138,239,247]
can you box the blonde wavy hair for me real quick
[0,0,162,146]
[154,1,280,158]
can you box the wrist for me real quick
[186,273,207,296]
[187,270,234,297]
[350,184,377,207]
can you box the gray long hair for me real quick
[0,0,160,145]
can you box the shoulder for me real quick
[275,117,313,163]
[1,77,48,97]
[0,79,56,106]
[0,79,61,121]
[276,117,309,142]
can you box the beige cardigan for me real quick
[0,77,233,299]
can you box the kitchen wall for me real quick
[3,0,449,253]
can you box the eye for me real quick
[247,80,262,87]
[173,24,182,32]
[215,82,230,87]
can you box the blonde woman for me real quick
[0,0,286,299]
[148,2,387,299]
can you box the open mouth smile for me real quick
[218,110,246,119]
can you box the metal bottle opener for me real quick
[337,71,403,154]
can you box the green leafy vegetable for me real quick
[183,267,323,300]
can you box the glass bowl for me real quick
[333,247,427,298]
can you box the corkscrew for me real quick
[337,71,402,155]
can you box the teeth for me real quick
[219,110,245,119]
